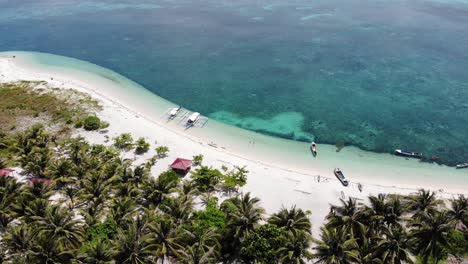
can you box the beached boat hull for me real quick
[310,142,317,157]
[456,163,468,169]
[394,149,423,159]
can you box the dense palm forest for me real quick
[0,123,466,264]
[0,83,466,263]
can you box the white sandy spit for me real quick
[0,53,466,235]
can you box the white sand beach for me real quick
[1,51,466,235]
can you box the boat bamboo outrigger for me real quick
[187,112,200,127]
[456,163,468,169]
[310,141,317,156]
[394,149,423,159]
[334,168,349,187]
[169,106,181,119]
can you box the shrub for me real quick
[191,166,223,192]
[155,146,169,158]
[99,121,110,129]
[113,133,133,150]
[193,154,204,166]
[221,166,248,193]
[135,137,150,154]
[83,116,101,131]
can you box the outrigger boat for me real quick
[394,149,423,159]
[334,168,349,187]
[456,163,468,169]
[187,112,200,127]
[169,106,181,119]
[310,141,317,156]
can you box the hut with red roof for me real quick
[170,158,192,175]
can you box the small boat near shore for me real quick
[456,163,468,169]
[310,141,317,156]
[187,112,200,127]
[169,106,181,119]
[394,149,423,159]
[334,168,349,187]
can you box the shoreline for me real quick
[1,51,467,234]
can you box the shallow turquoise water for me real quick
[1,0,468,165]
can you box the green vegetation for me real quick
[82,115,101,131]
[0,81,102,135]
[314,193,468,263]
[193,154,204,166]
[191,166,223,192]
[134,137,150,154]
[155,145,169,158]
[113,133,133,150]
[0,120,466,263]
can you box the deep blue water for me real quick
[1,0,468,165]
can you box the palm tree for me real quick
[268,205,312,236]
[33,204,85,250]
[117,163,149,189]
[312,227,358,264]
[409,210,452,264]
[14,197,49,224]
[77,174,111,210]
[21,180,54,200]
[375,227,413,264]
[227,192,264,239]
[326,197,366,243]
[177,179,199,198]
[364,194,403,234]
[45,157,78,186]
[277,231,313,264]
[60,185,81,210]
[0,191,16,229]
[3,224,36,262]
[141,173,178,208]
[161,195,194,224]
[148,217,184,263]
[224,192,264,259]
[356,237,382,264]
[29,233,75,264]
[66,136,90,166]
[0,176,23,228]
[179,228,221,264]
[78,239,114,264]
[111,218,153,264]
[179,243,218,264]
[447,195,467,231]
[21,146,51,177]
[110,196,138,227]
[405,189,442,218]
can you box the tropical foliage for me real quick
[0,122,466,264]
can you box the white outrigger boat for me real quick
[187,112,200,127]
[456,163,468,169]
[310,141,317,156]
[169,106,181,119]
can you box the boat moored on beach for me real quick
[310,141,317,156]
[456,163,468,169]
[169,106,181,119]
[394,149,423,159]
[187,112,200,127]
[334,168,349,187]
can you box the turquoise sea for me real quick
[1,0,468,165]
